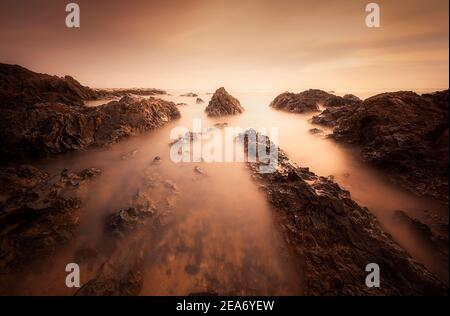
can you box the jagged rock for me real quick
[0,63,100,108]
[0,166,101,272]
[239,129,446,295]
[196,97,204,104]
[0,95,180,163]
[205,87,244,117]
[311,105,355,127]
[180,92,198,97]
[329,91,449,202]
[270,89,333,113]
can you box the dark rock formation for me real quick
[0,63,100,108]
[239,129,446,295]
[0,166,101,273]
[323,94,362,107]
[270,89,333,113]
[0,95,180,164]
[311,104,355,127]
[94,88,166,97]
[308,128,323,135]
[329,91,449,201]
[180,92,198,97]
[196,97,204,104]
[205,87,244,117]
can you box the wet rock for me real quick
[104,207,154,237]
[196,98,204,104]
[329,91,449,202]
[270,89,333,113]
[180,92,198,97]
[0,166,101,272]
[311,105,354,127]
[0,95,180,163]
[205,87,244,117]
[308,128,323,135]
[239,129,446,295]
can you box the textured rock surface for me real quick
[240,129,447,295]
[322,94,362,107]
[0,166,101,273]
[270,89,333,113]
[0,63,99,108]
[205,87,244,116]
[328,91,449,201]
[0,96,180,163]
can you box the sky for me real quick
[0,0,448,91]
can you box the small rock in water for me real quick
[309,128,323,135]
[121,149,138,160]
[213,122,228,129]
[194,166,206,175]
[196,97,204,104]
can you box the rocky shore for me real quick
[240,129,447,295]
[313,90,449,202]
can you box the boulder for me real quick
[205,87,244,117]
[270,89,333,113]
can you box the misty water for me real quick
[5,90,448,295]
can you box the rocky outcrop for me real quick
[0,63,100,108]
[94,88,167,97]
[311,104,355,127]
[0,96,180,163]
[270,89,334,113]
[239,129,447,295]
[205,87,244,117]
[0,165,101,273]
[328,91,449,202]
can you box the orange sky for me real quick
[0,0,448,91]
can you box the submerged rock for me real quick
[239,129,446,295]
[0,166,101,272]
[205,87,244,117]
[196,97,204,104]
[0,95,180,163]
[308,128,323,135]
[180,92,198,97]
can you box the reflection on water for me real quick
[5,89,448,295]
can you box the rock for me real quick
[176,102,188,106]
[0,63,99,108]
[270,89,333,113]
[0,166,101,272]
[121,149,138,160]
[196,97,204,104]
[330,91,449,202]
[194,166,206,175]
[95,88,166,97]
[0,95,180,164]
[205,87,244,117]
[308,128,323,135]
[213,122,228,129]
[311,105,355,127]
[180,92,198,97]
[322,94,362,107]
[104,207,154,237]
[238,129,446,295]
